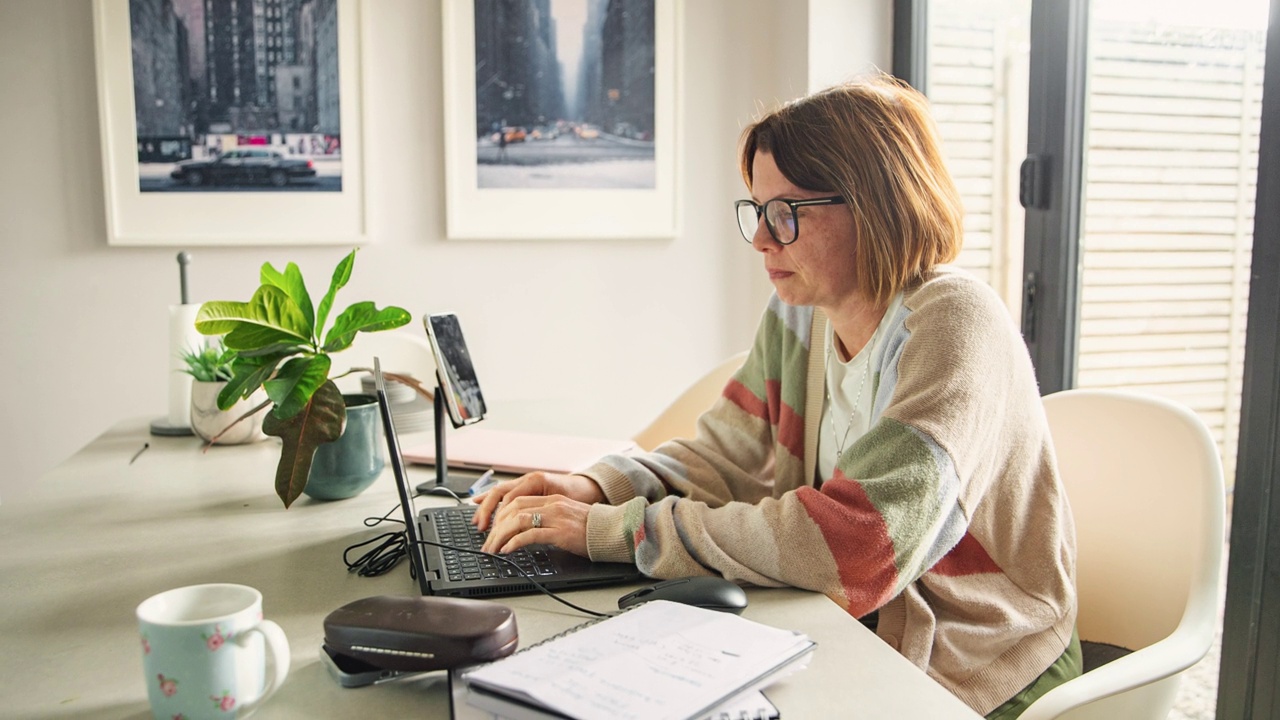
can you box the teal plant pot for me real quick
[303,394,385,501]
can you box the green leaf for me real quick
[200,285,312,354]
[264,354,332,419]
[321,302,412,353]
[315,249,356,342]
[261,262,315,332]
[260,262,287,290]
[194,301,251,336]
[262,379,346,508]
[216,354,289,410]
[235,342,307,359]
[222,324,306,353]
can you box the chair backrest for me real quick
[631,350,749,451]
[332,329,438,395]
[1020,389,1225,720]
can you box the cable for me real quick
[341,500,610,619]
[343,504,412,577]
[419,485,467,503]
[411,538,608,618]
[343,531,407,577]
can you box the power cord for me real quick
[342,504,412,577]
[342,499,609,619]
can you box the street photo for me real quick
[474,0,656,189]
[130,0,343,192]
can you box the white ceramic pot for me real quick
[190,381,270,445]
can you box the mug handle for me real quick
[236,619,291,713]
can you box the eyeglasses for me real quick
[734,196,846,245]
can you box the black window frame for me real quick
[1218,0,1280,715]
[894,0,1087,393]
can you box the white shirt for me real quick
[818,292,904,481]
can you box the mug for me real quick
[137,584,290,720]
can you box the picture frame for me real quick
[92,0,368,246]
[442,0,681,240]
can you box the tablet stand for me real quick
[428,384,480,495]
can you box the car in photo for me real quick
[575,124,600,140]
[170,148,317,187]
[501,126,528,143]
[530,125,559,140]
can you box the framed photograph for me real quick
[442,0,681,240]
[93,0,367,246]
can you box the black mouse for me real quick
[617,576,748,614]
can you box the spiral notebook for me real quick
[461,600,813,720]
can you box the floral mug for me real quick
[137,584,290,719]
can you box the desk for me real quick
[0,418,980,719]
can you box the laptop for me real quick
[374,359,645,598]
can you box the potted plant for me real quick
[180,344,270,445]
[194,249,411,507]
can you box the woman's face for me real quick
[748,151,861,312]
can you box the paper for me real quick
[468,688,778,720]
[167,304,204,428]
[464,600,814,720]
[699,690,778,720]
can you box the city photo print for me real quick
[129,0,343,193]
[442,0,677,240]
[472,0,656,190]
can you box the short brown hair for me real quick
[740,74,964,306]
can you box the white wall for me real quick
[0,0,889,503]
[810,0,894,91]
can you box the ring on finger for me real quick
[531,512,543,529]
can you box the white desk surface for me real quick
[0,417,980,719]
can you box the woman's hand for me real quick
[478,494,594,557]
[472,471,605,531]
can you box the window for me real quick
[916,0,1266,484]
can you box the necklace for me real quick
[825,324,877,462]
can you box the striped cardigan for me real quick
[581,266,1077,714]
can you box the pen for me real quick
[130,442,150,465]
[468,469,498,496]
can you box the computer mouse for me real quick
[617,576,748,614]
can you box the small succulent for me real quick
[179,344,237,382]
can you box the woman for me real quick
[474,75,1079,718]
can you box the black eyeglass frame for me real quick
[735,196,847,245]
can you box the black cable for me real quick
[343,504,412,577]
[419,485,467,503]
[341,501,610,619]
[411,538,608,618]
[343,531,407,577]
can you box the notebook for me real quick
[463,599,813,720]
[402,426,639,476]
[375,360,645,599]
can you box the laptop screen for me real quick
[374,357,432,595]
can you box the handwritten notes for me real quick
[463,600,815,720]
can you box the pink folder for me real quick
[401,427,639,475]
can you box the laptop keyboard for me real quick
[429,506,560,582]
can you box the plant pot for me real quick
[303,394,386,501]
[190,381,269,444]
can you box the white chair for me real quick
[631,350,749,451]
[1020,389,1225,720]
[332,329,438,396]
